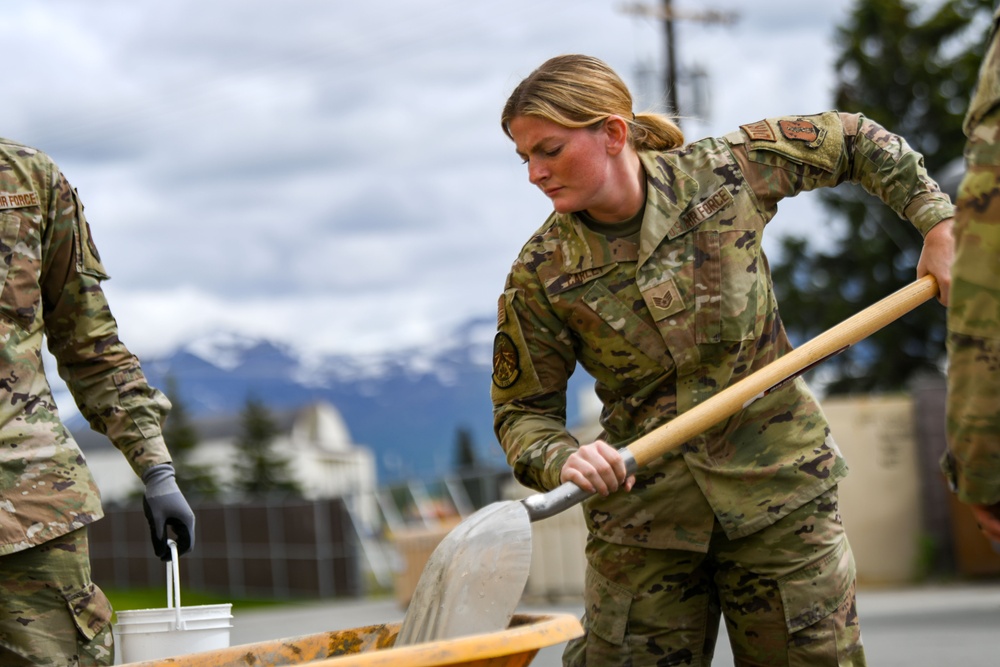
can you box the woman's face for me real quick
[508,115,616,217]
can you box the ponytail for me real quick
[502,55,684,151]
[631,112,685,151]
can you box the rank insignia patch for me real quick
[492,332,521,389]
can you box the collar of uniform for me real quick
[551,212,630,273]
[637,150,700,266]
[549,148,699,275]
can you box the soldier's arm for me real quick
[729,111,953,232]
[846,113,955,303]
[842,113,954,235]
[491,260,579,493]
[729,111,955,301]
[39,167,172,477]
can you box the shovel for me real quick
[395,274,940,646]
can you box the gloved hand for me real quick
[142,463,196,561]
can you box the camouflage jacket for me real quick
[0,138,172,556]
[493,111,954,551]
[944,6,1000,506]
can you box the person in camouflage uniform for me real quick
[943,5,1000,544]
[0,138,196,666]
[493,55,954,666]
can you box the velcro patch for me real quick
[740,120,776,142]
[779,119,820,144]
[0,191,39,209]
[680,187,734,229]
[492,332,521,389]
[545,265,614,296]
[645,280,685,321]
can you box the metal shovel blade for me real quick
[395,500,531,646]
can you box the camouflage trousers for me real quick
[0,527,114,666]
[563,488,865,666]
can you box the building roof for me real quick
[72,401,350,453]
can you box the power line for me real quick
[619,1,739,119]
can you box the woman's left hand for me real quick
[916,218,954,306]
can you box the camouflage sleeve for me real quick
[491,256,579,492]
[963,6,1000,136]
[39,168,173,477]
[845,113,955,235]
[943,105,1000,504]
[731,111,954,235]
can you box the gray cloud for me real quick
[5,0,853,357]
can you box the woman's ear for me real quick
[604,115,630,155]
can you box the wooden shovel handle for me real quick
[626,274,939,468]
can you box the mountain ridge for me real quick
[68,316,590,482]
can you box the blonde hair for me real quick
[501,54,684,151]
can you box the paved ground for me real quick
[118,582,1000,665]
[223,582,1000,666]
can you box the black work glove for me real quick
[141,463,196,561]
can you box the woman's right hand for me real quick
[560,440,635,496]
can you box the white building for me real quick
[72,401,376,505]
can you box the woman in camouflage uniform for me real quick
[492,54,953,666]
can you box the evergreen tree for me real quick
[162,376,220,500]
[769,0,995,394]
[230,395,302,500]
[454,426,478,470]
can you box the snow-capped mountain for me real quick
[75,316,589,482]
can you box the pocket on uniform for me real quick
[0,212,20,287]
[580,281,676,376]
[776,537,854,634]
[0,210,41,331]
[583,565,633,646]
[694,229,761,343]
[63,582,113,642]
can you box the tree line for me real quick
[163,376,303,501]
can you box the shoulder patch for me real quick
[491,288,544,402]
[744,112,844,172]
[492,332,521,389]
[778,119,826,148]
[740,120,776,142]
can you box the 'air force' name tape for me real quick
[0,191,40,209]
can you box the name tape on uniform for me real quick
[0,191,39,209]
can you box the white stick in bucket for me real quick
[165,539,186,631]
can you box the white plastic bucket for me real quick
[113,540,232,664]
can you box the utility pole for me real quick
[663,0,679,117]
[620,2,738,118]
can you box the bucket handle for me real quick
[165,539,186,631]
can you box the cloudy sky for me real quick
[6,0,858,360]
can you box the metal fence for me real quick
[89,497,363,600]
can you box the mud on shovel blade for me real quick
[396,275,939,646]
[395,501,531,645]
